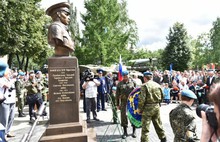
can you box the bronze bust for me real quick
[46,2,74,56]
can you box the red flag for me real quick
[211,63,215,70]
[118,55,123,81]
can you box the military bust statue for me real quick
[46,2,74,56]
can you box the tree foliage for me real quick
[79,0,138,65]
[161,22,191,71]
[190,18,220,70]
[190,33,211,70]
[210,17,220,65]
[69,2,81,56]
[0,0,51,70]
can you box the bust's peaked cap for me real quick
[46,2,70,17]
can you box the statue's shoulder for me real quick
[49,22,65,30]
[51,21,63,26]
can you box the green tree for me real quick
[161,22,191,71]
[0,0,51,70]
[80,0,138,65]
[210,17,220,65]
[69,1,81,57]
[190,33,211,70]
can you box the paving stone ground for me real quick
[7,100,202,142]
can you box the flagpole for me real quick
[118,55,123,81]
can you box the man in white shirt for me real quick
[0,61,16,140]
[179,79,189,91]
[132,74,142,87]
[82,72,100,123]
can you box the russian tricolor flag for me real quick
[118,55,123,81]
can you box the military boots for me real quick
[18,110,26,117]
[122,127,128,139]
[131,126,136,138]
[161,137,167,142]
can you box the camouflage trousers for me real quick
[141,104,166,142]
[110,94,117,123]
[120,99,128,127]
[17,95,25,114]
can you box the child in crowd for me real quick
[163,83,170,104]
[170,80,180,103]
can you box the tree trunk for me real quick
[16,54,21,69]
[25,57,29,72]
[7,53,14,69]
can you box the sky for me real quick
[40,0,220,51]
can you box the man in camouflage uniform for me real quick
[36,71,49,102]
[35,71,45,101]
[116,70,136,139]
[25,72,44,122]
[138,71,167,142]
[169,90,199,142]
[43,73,49,101]
[15,72,26,117]
[35,71,47,116]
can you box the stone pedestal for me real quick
[40,57,88,142]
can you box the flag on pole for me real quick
[211,63,215,70]
[118,55,123,81]
[170,63,173,75]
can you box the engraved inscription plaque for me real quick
[48,57,80,124]
[50,68,75,103]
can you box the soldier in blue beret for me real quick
[116,70,137,139]
[15,72,26,117]
[122,70,129,76]
[139,70,167,142]
[169,89,199,141]
[143,71,153,76]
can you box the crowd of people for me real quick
[3,1,218,141]
[80,68,220,142]
[2,58,220,141]
[0,61,48,142]
[153,69,219,105]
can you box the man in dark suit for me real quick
[97,69,108,111]
[204,70,215,104]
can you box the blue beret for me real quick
[97,68,104,74]
[36,71,42,74]
[181,90,197,99]
[112,86,117,91]
[0,61,8,77]
[122,70,129,76]
[18,72,25,76]
[143,71,153,76]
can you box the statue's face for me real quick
[59,11,70,25]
